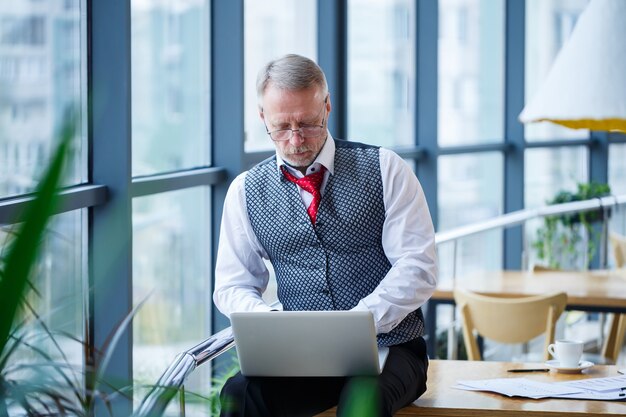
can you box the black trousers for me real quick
[219,337,428,417]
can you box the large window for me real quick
[435,0,505,281]
[130,0,212,406]
[3,0,625,403]
[348,0,415,147]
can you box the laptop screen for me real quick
[230,310,387,377]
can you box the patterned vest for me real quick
[244,140,424,346]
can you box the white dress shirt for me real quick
[213,135,438,334]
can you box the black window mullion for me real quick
[415,0,438,230]
[415,0,439,359]
[210,0,245,372]
[589,131,609,187]
[589,130,610,267]
[318,0,348,140]
[0,184,108,224]
[131,167,227,198]
[503,0,525,270]
[88,1,133,415]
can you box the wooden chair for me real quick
[532,260,625,364]
[610,232,626,268]
[454,288,567,361]
[603,232,626,362]
[531,265,585,325]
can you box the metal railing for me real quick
[133,327,234,416]
[133,193,626,417]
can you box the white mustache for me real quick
[285,146,312,155]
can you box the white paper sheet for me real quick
[559,375,626,392]
[454,377,626,401]
[551,389,625,400]
[455,378,582,399]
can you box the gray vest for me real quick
[245,140,424,346]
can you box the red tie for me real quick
[281,165,326,224]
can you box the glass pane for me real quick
[524,146,588,269]
[0,210,85,407]
[438,152,503,280]
[348,0,415,147]
[131,0,210,176]
[132,188,212,413]
[0,0,85,198]
[609,143,626,196]
[244,0,317,152]
[524,0,589,141]
[438,0,504,146]
[609,143,626,241]
[524,146,588,209]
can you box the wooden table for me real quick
[317,360,626,416]
[426,269,626,356]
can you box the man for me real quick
[213,53,437,417]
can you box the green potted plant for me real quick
[0,110,78,414]
[0,111,144,415]
[532,181,611,270]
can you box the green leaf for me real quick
[341,377,380,417]
[533,181,612,269]
[0,109,76,361]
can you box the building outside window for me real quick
[243,0,317,153]
[348,0,415,148]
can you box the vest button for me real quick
[322,288,330,295]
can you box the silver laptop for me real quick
[230,310,389,377]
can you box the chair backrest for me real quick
[610,232,626,268]
[606,232,626,362]
[454,288,568,361]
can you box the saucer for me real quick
[545,359,594,374]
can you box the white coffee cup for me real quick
[548,340,584,368]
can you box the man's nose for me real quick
[289,129,305,145]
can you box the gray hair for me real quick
[256,54,328,107]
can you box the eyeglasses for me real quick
[264,97,328,142]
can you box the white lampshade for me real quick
[519,0,626,132]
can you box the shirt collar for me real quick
[276,132,336,178]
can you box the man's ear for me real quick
[326,93,332,114]
[259,109,265,121]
